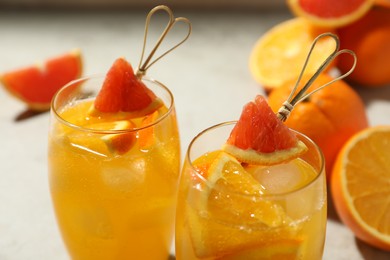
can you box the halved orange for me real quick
[287,0,374,28]
[331,126,390,251]
[249,18,336,91]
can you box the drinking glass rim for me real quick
[185,121,326,198]
[51,74,175,134]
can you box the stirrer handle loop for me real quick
[277,33,357,122]
[136,5,192,78]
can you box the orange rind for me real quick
[222,141,307,166]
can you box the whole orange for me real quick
[337,6,390,87]
[268,73,368,180]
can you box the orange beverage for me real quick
[48,75,180,259]
[176,122,326,260]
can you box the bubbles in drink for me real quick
[101,157,146,192]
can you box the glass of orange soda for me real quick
[48,75,180,259]
[175,121,327,260]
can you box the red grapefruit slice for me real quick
[0,49,82,111]
[93,57,161,114]
[222,95,307,165]
[287,0,374,28]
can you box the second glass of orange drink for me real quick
[175,32,359,260]
[48,6,191,259]
[175,95,327,260]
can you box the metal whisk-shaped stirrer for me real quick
[135,5,192,78]
[276,33,357,122]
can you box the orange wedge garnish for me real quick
[138,110,160,150]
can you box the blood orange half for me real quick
[287,0,374,28]
[0,49,82,111]
[222,95,307,165]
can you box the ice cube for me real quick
[249,160,326,220]
[251,161,304,194]
[101,157,146,192]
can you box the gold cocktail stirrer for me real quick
[136,5,192,78]
[277,32,357,122]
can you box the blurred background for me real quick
[1,1,390,260]
[0,0,285,10]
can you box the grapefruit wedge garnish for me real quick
[0,49,82,111]
[222,95,307,165]
[91,57,162,116]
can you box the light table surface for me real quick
[0,8,390,260]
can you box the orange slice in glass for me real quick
[189,152,292,258]
[138,110,160,149]
[67,120,136,156]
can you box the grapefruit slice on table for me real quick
[222,95,307,165]
[287,0,374,28]
[0,49,82,111]
[91,57,162,116]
